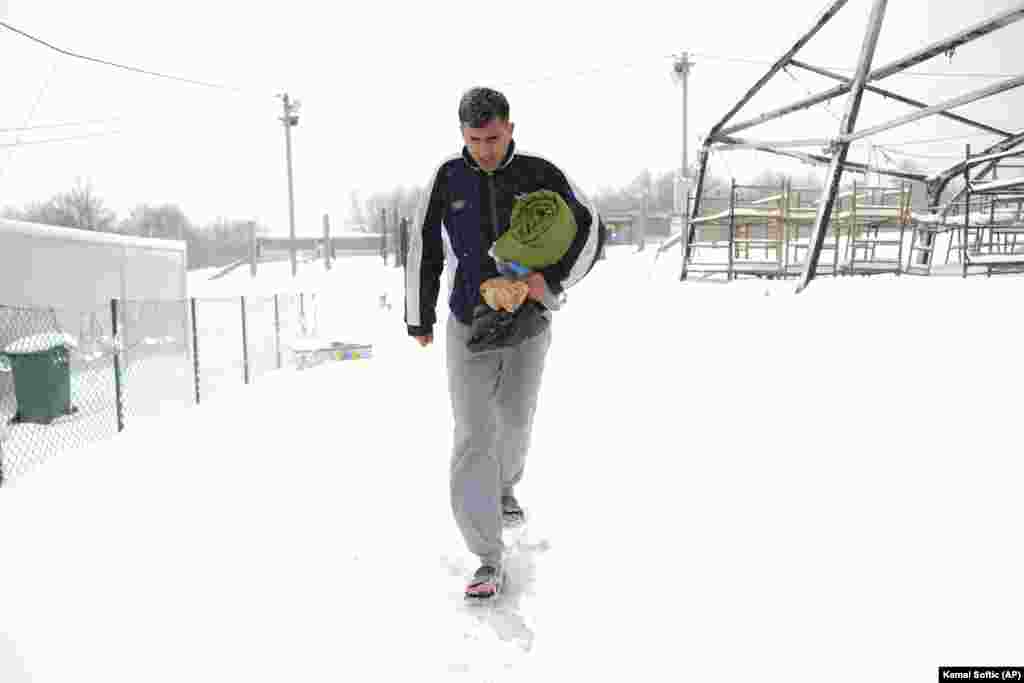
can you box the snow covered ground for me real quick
[2,246,1022,682]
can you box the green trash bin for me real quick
[3,332,79,425]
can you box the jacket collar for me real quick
[462,139,516,174]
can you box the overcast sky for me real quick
[2,0,1022,235]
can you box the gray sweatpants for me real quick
[446,314,552,568]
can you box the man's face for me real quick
[462,117,514,172]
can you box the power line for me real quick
[875,146,968,161]
[872,132,1006,147]
[1,56,58,184]
[491,55,668,88]
[0,20,270,97]
[492,47,1019,91]
[782,65,844,124]
[0,117,123,133]
[0,103,268,147]
[0,130,124,148]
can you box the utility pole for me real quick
[249,221,257,277]
[279,93,301,277]
[673,52,694,215]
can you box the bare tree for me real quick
[178,217,271,270]
[9,179,117,231]
[120,203,192,240]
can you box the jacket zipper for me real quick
[487,174,499,244]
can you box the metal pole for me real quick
[681,141,715,279]
[785,178,794,275]
[797,0,888,293]
[680,191,690,281]
[715,134,838,150]
[728,179,735,280]
[399,217,409,269]
[964,144,971,278]
[249,221,257,278]
[638,190,648,252]
[380,208,387,262]
[273,294,282,370]
[690,145,711,220]
[848,179,858,271]
[323,214,332,271]
[280,93,299,278]
[676,51,694,212]
[945,220,955,266]
[680,54,686,214]
[191,298,201,405]
[111,299,125,432]
[897,181,908,273]
[241,295,250,384]
[393,208,402,268]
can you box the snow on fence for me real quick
[0,291,327,486]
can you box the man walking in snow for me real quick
[405,87,605,600]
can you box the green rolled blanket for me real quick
[492,190,577,270]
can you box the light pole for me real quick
[672,52,694,215]
[279,93,301,277]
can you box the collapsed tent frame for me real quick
[680,179,912,281]
[681,0,1024,291]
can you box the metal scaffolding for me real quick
[685,0,1024,291]
[680,179,911,281]
[907,145,1024,277]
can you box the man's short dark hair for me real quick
[458,87,509,128]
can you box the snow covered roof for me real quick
[0,217,186,252]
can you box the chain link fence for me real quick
[0,293,323,486]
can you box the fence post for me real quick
[274,294,282,370]
[392,208,399,265]
[310,292,317,337]
[191,298,201,405]
[380,208,387,262]
[323,214,332,271]
[398,216,408,269]
[111,299,125,433]
[728,179,736,281]
[241,295,250,385]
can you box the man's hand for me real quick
[414,334,433,347]
[525,272,546,302]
